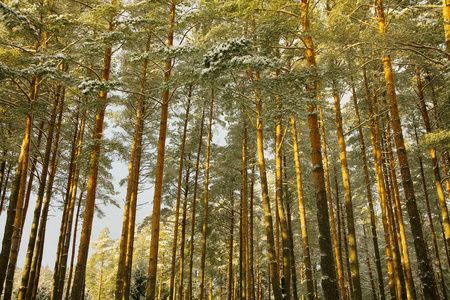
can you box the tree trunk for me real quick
[301,1,338,297]
[228,192,234,300]
[70,17,114,298]
[146,3,176,298]
[375,2,437,297]
[199,90,214,300]
[351,81,385,300]
[65,176,87,300]
[178,158,191,300]
[291,117,314,300]
[18,84,61,300]
[319,107,344,299]
[254,72,282,300]
[332,88,362,300]
[170,87,192,299]
[25,87,65,300]
[0,75,37,296]
[188,104,206,300]
[286,202,299,300]
[363,52,396,299]
[414,122,448,300]
[116,34,151,300]
[242,107,249,300]
[363,225,378,300]
[275,111,291,299]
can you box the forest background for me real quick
[0,0,450,299]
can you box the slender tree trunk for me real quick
[363,52,396,299]
[54,104,86,300]
[146,4,176,298]
[98,256,104,300]
[18,85,61,300]
[178,159,191,300]
[380,141,406,300]
[286,202,299,300]
[351,81,385,300]
[254,71,282,300]
[275,111,291,299]
[363,225,378,300]
[199,90,214,300]
[375,2,437,297]
[291,117,314,300]
[188,104,206,300]
[332,88,362,300]
[170,88,192,299]
[65,176,87,300]
[242,107,249,300]
[51,102,80,300]
[70,18,114,298]
[228,192,234,300]
[249,171,255,300]
[115,38,150,298]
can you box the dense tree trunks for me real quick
[18,85,61,300]
[0,75,37,296]
[188,104,205,300]
[242,107,250,300]
[333,89,362,300]
[178,158,191,300]
[162,86,192,298]
[319,106,343,299]
[169,88,191,299]
[53,104,86,300]
[351,81,385,300]
[275,112,291,299]
[375,1,437,297]
[301,1,338,298]
[416,65,450,257]
[199,90,214,300]
[70,17,114,297]
[25,87,65,300]
[414,123,448,300]
[65,177,86,300]
[380,142,406,300]
[291,117,315,300]
[146,3,175,298]
[363,54,396,299]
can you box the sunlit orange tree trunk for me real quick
[301,1,338,298]
[70,15,115,299]
[145,3,176,299]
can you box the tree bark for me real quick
[146,3,176,298]
[291,117,314,300]
[199,89,214,300]
[70,17,114,298]
[169,87,192,299]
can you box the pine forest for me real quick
[0,0,450,299]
